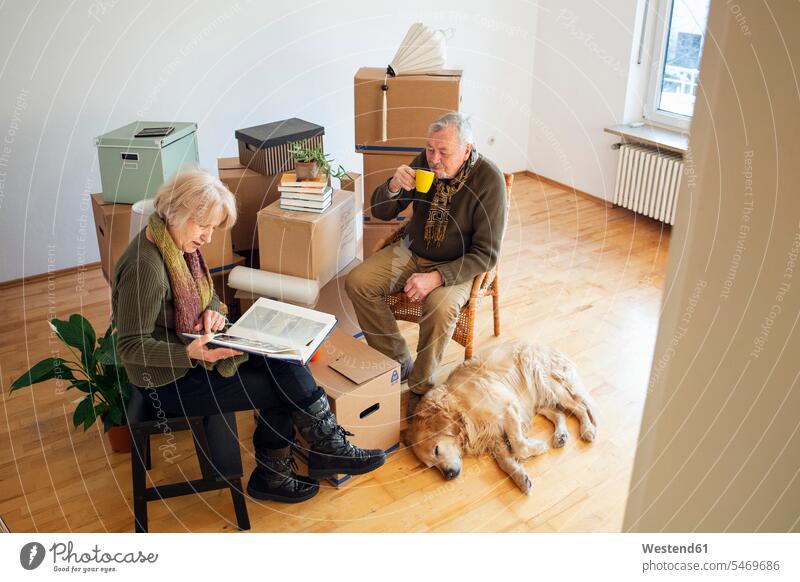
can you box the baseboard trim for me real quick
[0,262,102,291]
[520,171,615,208]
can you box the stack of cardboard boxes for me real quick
[92,122,244,293]
[214,156,282,308]
[354,67,462,257]
[224,117,358,305]
[256,188,356,287]
[234,120,398,485]
[217,118,361,311]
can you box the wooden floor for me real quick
[0,174,671,532]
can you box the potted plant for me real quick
[288,139,352,182]
[10,315,132,453]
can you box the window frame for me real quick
[643,0,704,131]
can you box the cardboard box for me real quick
[338,172,361,194]
[311,259,362,337]
[363,221,404,259]
[202,229,237,275]
[257,189,356,287]
[217,157,281,252]
[212,254,245,316]
[91,194,133,284]
[354,67,461,152]
[301,327,401,486]
[362,152,417,222]
[338,172,364,260]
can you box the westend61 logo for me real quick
[20,541,158,573]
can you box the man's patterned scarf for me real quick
[423,148,479,248]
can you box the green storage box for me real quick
[95,121,199,203]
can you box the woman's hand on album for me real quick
[186,334,243,363]
[194,309,227,334]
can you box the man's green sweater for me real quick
[369,152,507,287]
[111,229,223,388]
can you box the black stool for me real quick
[126,387,251,533]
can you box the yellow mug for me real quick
[415,169,435,193]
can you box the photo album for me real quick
[184,297,337,365]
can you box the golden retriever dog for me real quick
[408,340,598,494]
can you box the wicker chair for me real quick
[373,172,514,360]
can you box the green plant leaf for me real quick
[93,401,110,418]
[83,401,110,431]
[107,406,123,427]
[85,324,130,428]
[73,396,95,430]
[95,332,120,366]
[83,414,97,431]
[289,140,334,174]
[70,380,92,393]
[50,316,91,352]
[93,365,129,413]
[51,315,97,372]
[70,314,97,349]
[332,165,352,180]
[10,358,75,391]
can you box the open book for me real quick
[183,297,337,365]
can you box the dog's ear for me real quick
[452,410,474,448]
[438,408,463,440]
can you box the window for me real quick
[645,0,711,130]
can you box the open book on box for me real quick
[183,297,337,365]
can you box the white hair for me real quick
[153,168,237,230]
[428,112,474,145]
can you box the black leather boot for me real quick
[246,446,319,503]
[292,393,386,479]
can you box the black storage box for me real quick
[235,118,324,176]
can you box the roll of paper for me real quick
[227,266,320,306]
[129,198,156,241]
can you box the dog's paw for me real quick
[524,439,549,458]
[553,430,569,448]
[515,472,533,495]
[580,424,597,442]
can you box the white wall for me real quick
[0,0,538,282]
[526,0,645,201]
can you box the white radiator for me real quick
[613,144,684,225]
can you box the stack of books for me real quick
[278,172,332,213]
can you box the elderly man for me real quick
[345,112,507,415]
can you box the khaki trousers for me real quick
[345,239,473,395]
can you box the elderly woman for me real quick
[111,169,385,503]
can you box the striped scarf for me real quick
[424,148,479,248]
[148,213,247,377]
